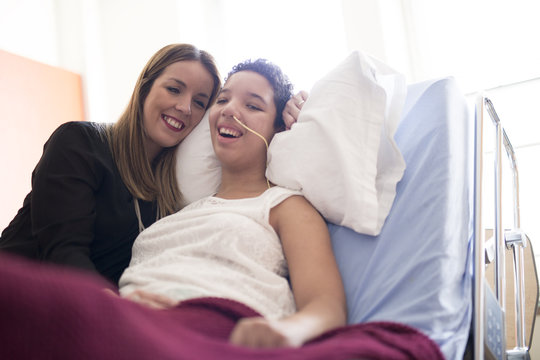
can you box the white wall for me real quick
[0,0,59,65]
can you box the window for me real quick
[397,0,540,259]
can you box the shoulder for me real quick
[265,186,302,206]
[270,193,330,249]
[269,190,324,230]
[46,121,111,149]
[273,194,316,216]
[51,121,109,140]
[38,122,114,170]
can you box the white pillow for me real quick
[266,51,406,235]
[175,112,220,207]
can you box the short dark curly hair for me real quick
[226,59,293,131]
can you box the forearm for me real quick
[36,223,96,273]
[280,294,347,345]
[229,295,346,348]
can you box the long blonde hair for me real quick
[108,44,221,219]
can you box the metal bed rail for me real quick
[474,96,530,359]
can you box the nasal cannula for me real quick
[232,115,271,189]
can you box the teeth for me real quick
[163,115,183,130]
[219,127,241,138]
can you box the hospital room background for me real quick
[1,0,539,357]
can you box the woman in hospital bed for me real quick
[0,59,443,360]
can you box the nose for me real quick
[220,98,240,120]
[175,94,192,116]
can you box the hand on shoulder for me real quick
[282,90,309,130]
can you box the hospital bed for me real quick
[329,76,538,359]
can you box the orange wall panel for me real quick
[0,50,85,231]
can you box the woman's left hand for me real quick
[124,289,178,309]
[282,91,309,130]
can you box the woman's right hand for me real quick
[229,317,302,348]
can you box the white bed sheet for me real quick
[329,77,474,360]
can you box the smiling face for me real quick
[142,60,214,160]
[209,70,277,171]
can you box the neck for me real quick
[216,167,270,199]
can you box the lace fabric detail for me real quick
[120,186,302,319]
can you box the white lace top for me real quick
[119,186,302,319]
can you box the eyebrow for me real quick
[169,78,210,99]
[219,88,267,105]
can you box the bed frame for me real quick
[472,96,538,360]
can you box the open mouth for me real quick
[162,115,185,131]
[218,126,242,139]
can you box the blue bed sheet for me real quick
[329,77,473,360]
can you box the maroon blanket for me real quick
[0,254,443,360]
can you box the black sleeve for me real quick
[31,122,104,273]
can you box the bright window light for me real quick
[178,0,349,92]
